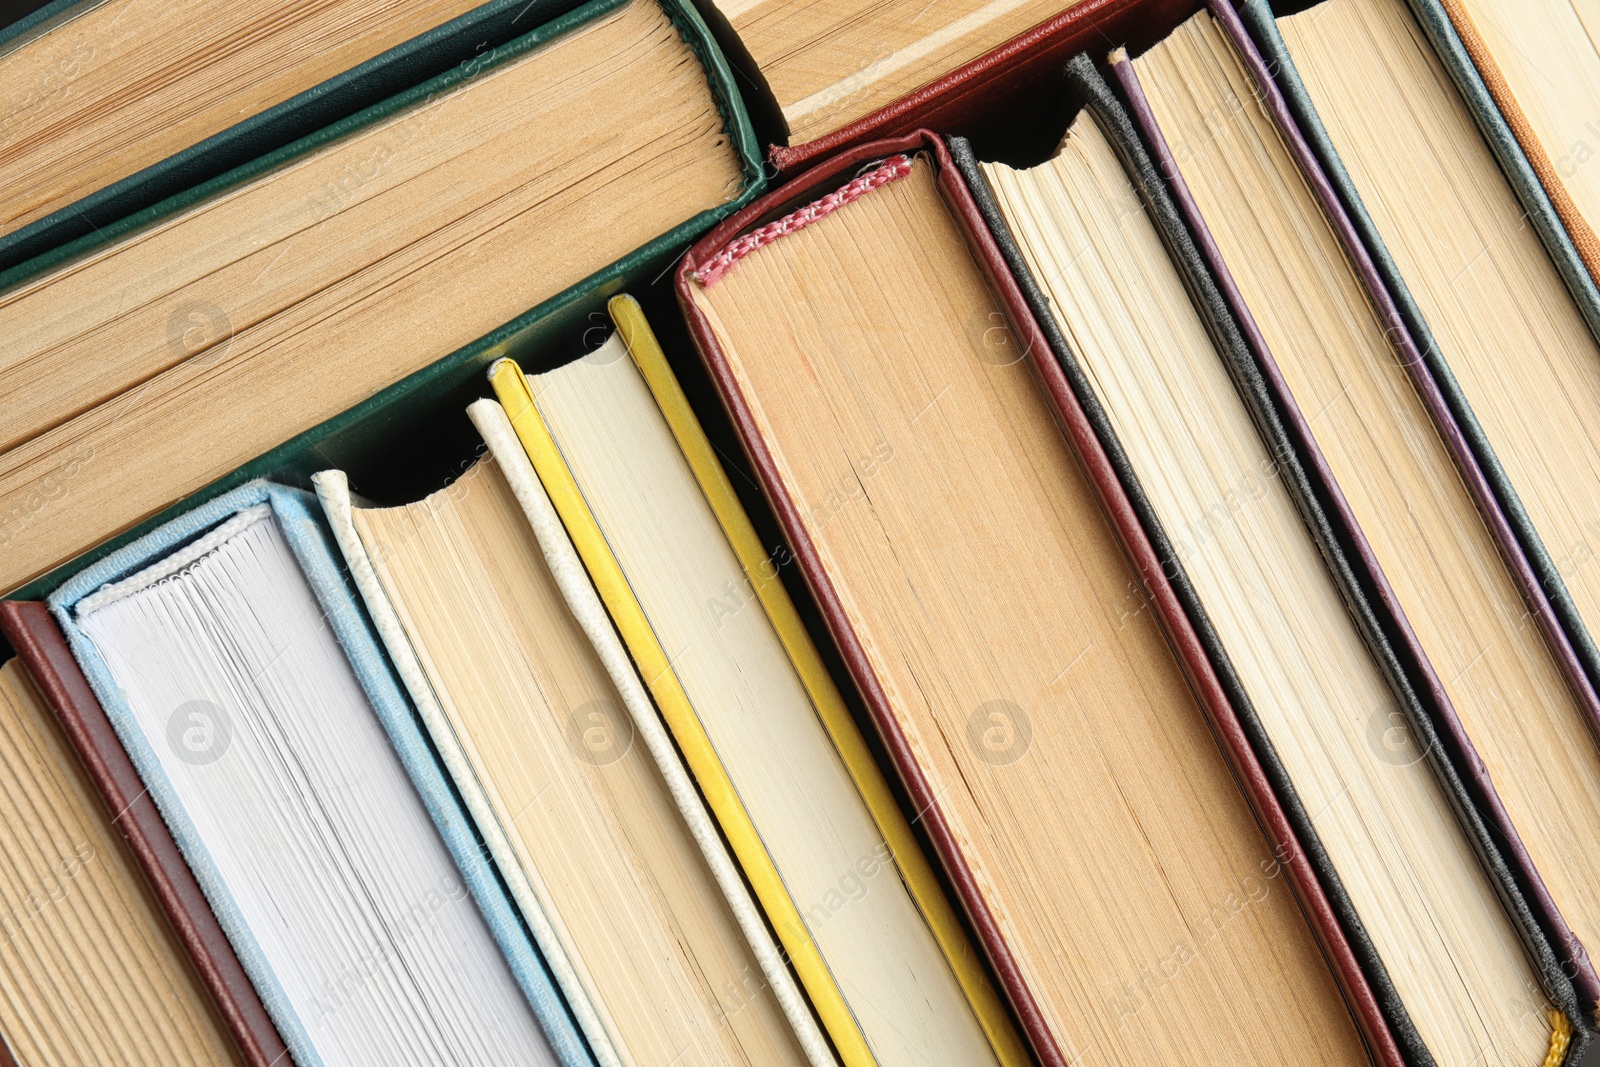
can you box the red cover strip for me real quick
[0,601,289,1067]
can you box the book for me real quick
[1123,0,1600,1031]
[0,0,753,598]
[1433,0,1600,284]
[0,0,489,238]
[0,599,289,1067]
[1251,0,1600,987]
[762,0,1209,176]
[971,43,1580,1067]
[45,483,593,1067]
[1239,0,1600,997]
[486,292,1031,1067]
[0,649,244,1067]
[7,0,1596,1062]
[312,403,830,1067]
[0,0,577,261]
[703,0,1086,147]
[677,134,1375,1067]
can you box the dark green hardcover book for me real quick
[0,0,763,600]
[0,0,589,271]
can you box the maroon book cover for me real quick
[0,601,289,1067]
[677,130,1403,1067]
[768,0,1199,178]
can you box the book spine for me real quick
[0,601,285,1067]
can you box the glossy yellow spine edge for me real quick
[608,293,1031,1067]
[487,352,872,1067]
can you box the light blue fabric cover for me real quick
[48,480,595,1067]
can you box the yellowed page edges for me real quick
[606,293,1031,1067]
[469,393,837,1067]
[480,376,844,1067]
[312,468,626,1067]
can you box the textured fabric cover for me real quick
[47,481,596,1067]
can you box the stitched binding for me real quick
[694,153,913,286]
[1546,1009,1572,1067]
[75,504,273,617]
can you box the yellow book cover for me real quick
[489,294,1029,1067]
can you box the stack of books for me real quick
[3,1,1600,1065]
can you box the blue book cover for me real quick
[48,481,595,1067]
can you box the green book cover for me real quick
[4,0,764,601]
[0,0,597,272]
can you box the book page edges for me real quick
[310,468,622,1067]
[606,292,1029,1067]
[491,358,875,1064]
[469,387,837,1067]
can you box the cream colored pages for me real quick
[691,158,1367,1067]
[315,468,623,1067]
[0,0,482,237]
[714,0,1082,144]
[0,0,743,595]
[1452,0,1600,238]
[982,110,1551,1067]
[0,659,242,1067]
[531,339,998,1067]
[347,457,810,1067]
[1274,0,1600,972]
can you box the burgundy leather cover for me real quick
[0,601,289,1067]
[677,130,1400,1067]
[1110,0,1600,1015]
[768,0,1199,180]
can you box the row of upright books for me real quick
[3,1,1600,1066]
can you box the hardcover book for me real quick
[1429,0,1600,291]
[0,0,585,270]
[45,484,593,1067]
[1225,0,1600,1008]
[677,130,1383,1067]
[0,599,287,1067]
[701,0,1087,148]
[312,403,830,1067]
[1112,0,1600,1035]
[0,607,250,1067]
[964,26,1588,1064]
[0,0,764,601]
[487,293,1030,1067]
[763,0,1199,176]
